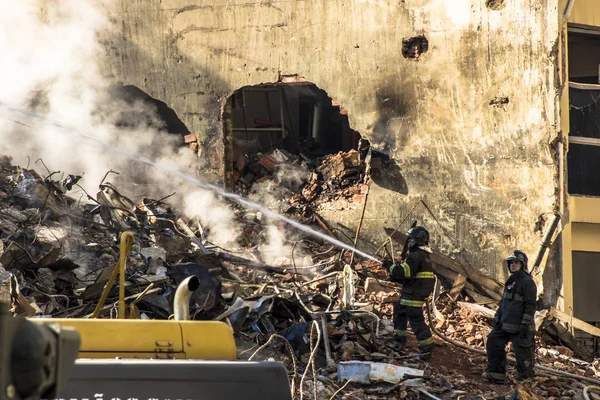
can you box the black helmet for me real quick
[506,250,528,272]
[407,226,429,248]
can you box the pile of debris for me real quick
[1,151,600,399]
[234,146,381,221]
[231,264,600,399]
[294,150,371,205]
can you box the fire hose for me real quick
[583,386,600,400]
[424,298,600,389]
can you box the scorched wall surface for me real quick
[100,0,561,283]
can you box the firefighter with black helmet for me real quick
[383,226,435,359]
[483,250,537,383]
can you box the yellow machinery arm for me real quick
[92,231,134,319]
[4,304,292,400]
[31,318,237,360]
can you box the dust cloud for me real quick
[0,0,242,248]
[249,163,314,268]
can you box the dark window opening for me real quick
[402,36,428,60]
[569,85,600,140]
[222,83,362,190]
[567,29,600,197]
[567,144,600,196]
[568,31,600,84]
[572,250,600,355]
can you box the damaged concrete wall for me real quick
[99,0,561,288]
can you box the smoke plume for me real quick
[0,0,242,248]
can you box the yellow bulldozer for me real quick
[0,233,292,400]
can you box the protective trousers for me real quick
[393,299,434,351]
[486,328,534,381]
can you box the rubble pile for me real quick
[0,152,599,399]
[233,272,600,399]
[234,147,380,223]
[293,150,370,205]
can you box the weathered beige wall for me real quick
[100,0,561,285]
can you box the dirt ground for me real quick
[239,316,598,399]
[426,337,516,399]
[239,324,543,399]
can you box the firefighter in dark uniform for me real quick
[384,226,435,359]
[483,250,537,382]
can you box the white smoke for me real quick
[0,0,242,240]
[183,190,239,246]
[274,163,310,193]
[0,2,179,195]
[258,224,315,272]
[259,224,293,266]
[246,163,315,267]
[0,0,117,190]
[0,1,106,104]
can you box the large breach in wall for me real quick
[222,81,364,191]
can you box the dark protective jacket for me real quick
[494,269,537,333]
[389,247,435,300]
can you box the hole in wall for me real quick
[485,0,506,11]
[96,85,193,196]
[402,36,429,60]
[107,84,191,135]
[222,81,364,191]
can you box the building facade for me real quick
[99,0,598,333]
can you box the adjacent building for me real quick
[559,0,600,352]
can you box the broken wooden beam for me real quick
[548,307,600,338]
[314,213,337,238]
[449,274,467,300]
[457,301,496,319]
[431,258,502,301]
[385,228,504,299]
[430,252,503,298]
[464,288,498,304]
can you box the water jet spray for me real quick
[0,102,382,264]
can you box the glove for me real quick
[381,259,392,270]
[388,263,399,278]
[492,317,501,330]
[519,324,529,338]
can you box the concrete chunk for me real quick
[338,361,424,384]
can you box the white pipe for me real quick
[563,0,576,23]
[174,276,200,321]
[531,213,561,275]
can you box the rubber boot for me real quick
[481,371,507,384]
[392,335,407,351]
